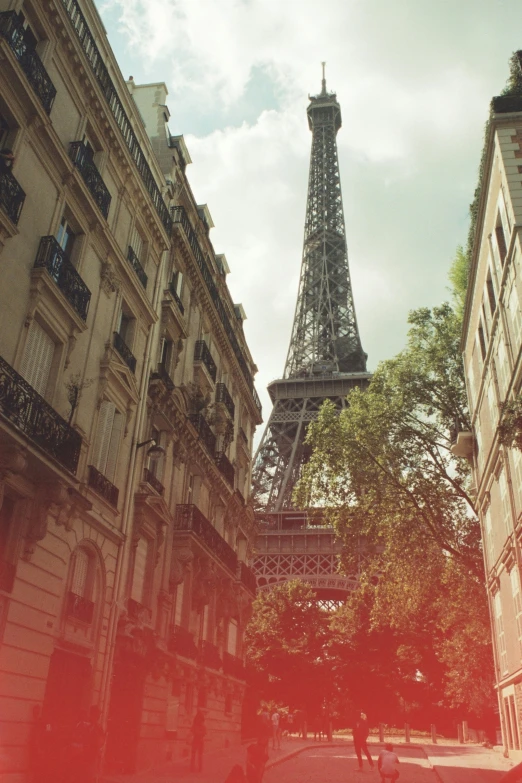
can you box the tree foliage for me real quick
[294,297,495,720]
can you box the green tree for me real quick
[244,580,329,713]
[295,295,495,720]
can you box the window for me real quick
[499,468,512,535]
[20,320,55,397]
[507,270,522,344]
[129,225,144,261]
[0,112,9,150]
[478,324,487,361]
[18,12,38,50]
[227,619,238,656]
[71,548,90,597]
[160,338,173,374]
[486,270,497,317]
[510,569,522,659]
[171,271,183,298]
[483,507,494,568]
[116,303,135,349]
[495,211,508,266]
[92,400,123,482]
[56,215,77,258]
[131,537,149,605]
[174,580,184,626]
[487,381,498,426]
[495,592,508,675]
[200,605,209,642]
[495,333,510,400]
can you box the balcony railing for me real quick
[216,382,235,419]
[0,11,56,114]
[65,590,94,623]
[143,467,164,496]
[237,560,257,595]
[214,451,235,487]
[127,246,147,289]
[223,651,246,680]
[113,332,136,373]
[0,560,16,593]
[69,141,111,219]
[34,236,91,321]
[87,464,119,507]
[0,165,25,225]
[199,640,222,671]
[169,624,198,659]
[172,207,260,410]
[189,414,216,455]
[0,356,81,472]
[194,340,217,383]
[175,504,238,574]
[150,363,174,391]
[168,280,185,314]
[253,386,262,416]
[61,0,171,234]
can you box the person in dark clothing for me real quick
[190,710,206,773]
[246,740,268,783]
[353,711,374,770]
[70,706,105,783]
[224,764,246,782]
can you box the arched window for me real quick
[65,545,100,625]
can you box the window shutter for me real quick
[227,619,238,655]
[20,321,54,397]
[105,410,123,482]
[93,400,115,474]
[131,538,148,604]
[71,549,89,597]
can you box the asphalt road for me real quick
[264,744,436,783]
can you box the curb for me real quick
[266,742,344,770]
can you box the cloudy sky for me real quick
[99,0,522,436]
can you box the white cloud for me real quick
[100,0,522,437]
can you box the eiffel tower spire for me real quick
[252,71,370,513]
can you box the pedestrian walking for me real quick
[70,706,105,783]
[378,743,400,782]
[271,709,281,750]
[258,707,271,752]
[246,739,268,783]
[190,710,206,773]
[353,711,374,771]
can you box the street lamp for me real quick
[136,438,166,458]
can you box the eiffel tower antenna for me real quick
[252,72,370,513]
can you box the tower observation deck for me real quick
[251,68,370,605]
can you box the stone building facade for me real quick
[460,85,522,753]
[0,0,261,779]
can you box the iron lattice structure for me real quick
[252,72,370,515]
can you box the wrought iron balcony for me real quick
[65,590,94,623]
[113,332,136,373]
[34,236,91,321]
[69,141,111,219]
[194,340,217,383]
[0,560,16,593]
[0,11,56,114]
[0,166,25,225]
[199,640,222,671]
[0,356,82,472]
[216,383,235,419]
[223,651,246,680]
[175,504,238,574]
[127,246,148,289]
[168,280,184,314]
[189,414,217,455]
[143,467,164,496]
[169,624,198,659]
[237,560,257,595]
[253,386,262,416]
[61,0,172,234]
[87,464,119,507]
[214,451,235,487]
[150,363,174,391]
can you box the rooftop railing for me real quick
[34,236,91,321]
[61,0,172,234]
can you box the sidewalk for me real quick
[100,737,313,783]
[421,743,517,783]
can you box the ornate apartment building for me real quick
[460,74,522,753]
[0,0,261,778]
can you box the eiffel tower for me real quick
[251,67,371,606]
